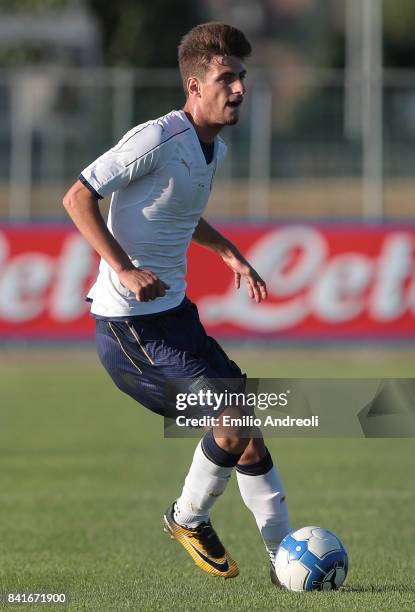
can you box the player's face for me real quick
[198,56,247,127]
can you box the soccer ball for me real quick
[274,526,348,592]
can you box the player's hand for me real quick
[221,250,267,303]
[118,267,170,302]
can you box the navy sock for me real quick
[236,447,273,476]
[201,429,242,467]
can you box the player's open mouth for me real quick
[226,100,242,108]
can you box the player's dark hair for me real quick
[178,22,252,96]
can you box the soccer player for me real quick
[63,22,290,583]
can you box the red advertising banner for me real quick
[0,223,414,341]
[0,226,97,340]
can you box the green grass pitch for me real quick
[1,347,414,611]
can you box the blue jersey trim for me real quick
[125,127,191,167]
[112,121,161,151]
[78,174,103,200]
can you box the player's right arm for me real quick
[63,122,169,302]
[62,181,168,302]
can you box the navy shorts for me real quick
[95,297,245,419]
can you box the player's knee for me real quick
[214,434,250,455]
[213,405,258,455]
[239,436,266,464]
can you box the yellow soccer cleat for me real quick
[163,503,239,579]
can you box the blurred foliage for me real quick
[0,0,68,12]
[0,0,415,69]
[86,0,206,67]
[384,0,415,39]
[0,0,72,67]
[321,0,415,69]
[383,0,415,67]
[0,47,48,65]
[284,1,415,144]
[0,0,205,68]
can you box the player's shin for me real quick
[236,448,291,564]
[174,429,242,528]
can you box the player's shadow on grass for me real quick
[342,585,415,593]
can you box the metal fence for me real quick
[1,67,415,220]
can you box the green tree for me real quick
[383,0,415,67]
[86,0,206,67]
[0,0,67,12]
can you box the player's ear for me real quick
[187,77,201,98]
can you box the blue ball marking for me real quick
[285,538,308,562]
[303,549,348,591]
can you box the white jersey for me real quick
[80,110,227,317]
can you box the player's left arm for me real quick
[192,217,267,303]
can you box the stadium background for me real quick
[1,1,414,610]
